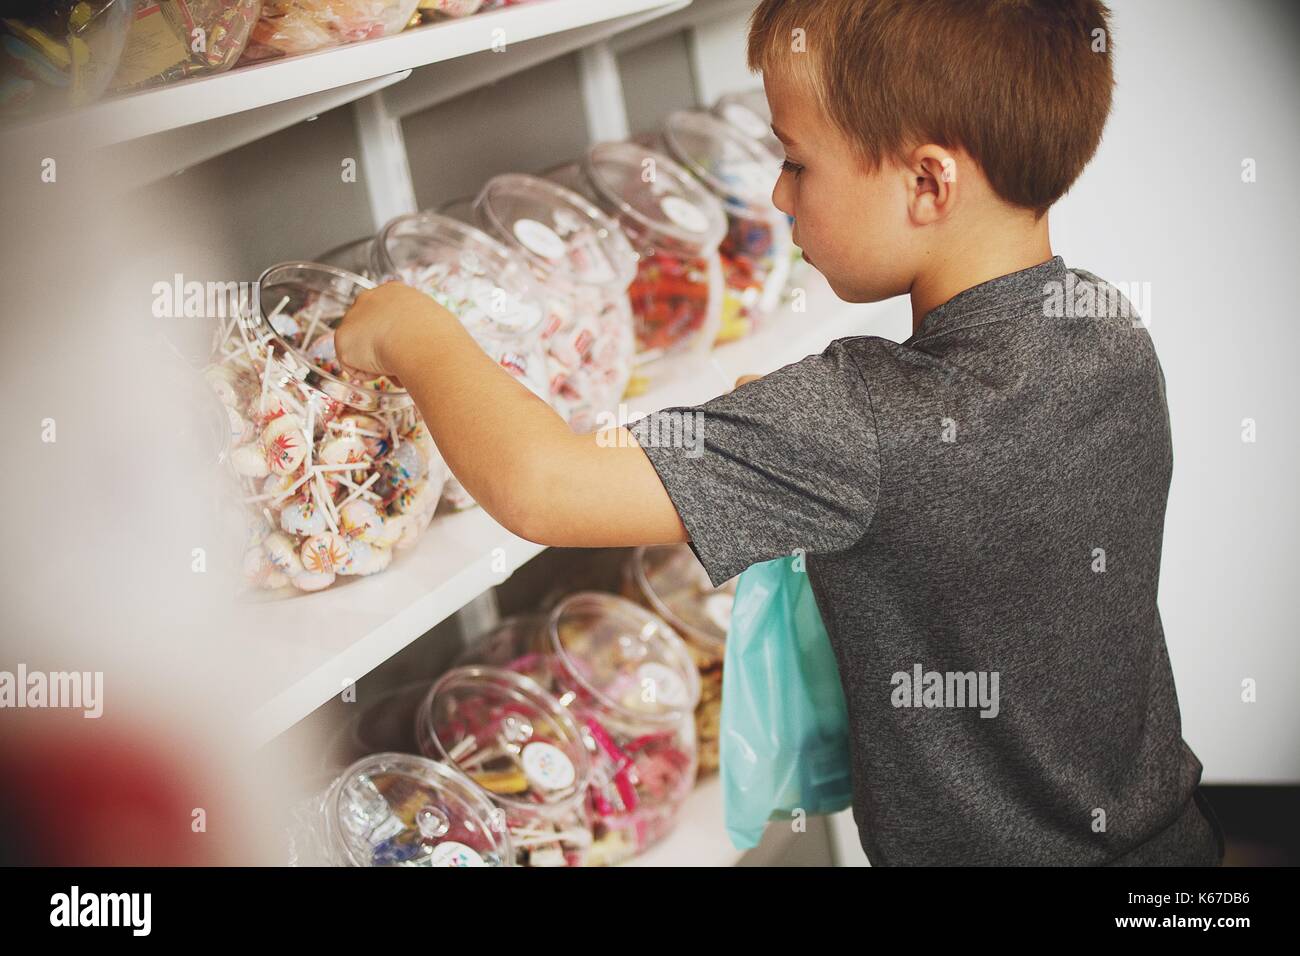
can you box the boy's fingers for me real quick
[734,373,762,389]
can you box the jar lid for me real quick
[581,141,727,257]
[661,110,781,217]
[474,173,638,292]
[630,544,736,657]
[371,211,545,338]
[547,591,701,724]
[454,615,550,682]
[253,261,411,413]
[324,752,512,866]
[712,88,783,158]
[418,666,592,811]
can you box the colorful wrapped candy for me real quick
[472,174,639,433]
[205,261,449,595]
[305,752,513,866]
[371,211,551,512]
[622,545,737,776]
[457,596,700,866]
[653,111,794,344]
[1,1,135,118]
[110,0,260,92]
[416,666,594,867]
[240,0,418,61]
[547,142,727,392]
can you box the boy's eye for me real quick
[781,158,804,177]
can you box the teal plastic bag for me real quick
[720,555,853,849]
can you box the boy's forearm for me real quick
[375,300,688,549]
[378,305,572,536]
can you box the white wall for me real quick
[1053,0,1300,782]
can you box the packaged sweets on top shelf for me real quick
[409,0,484,24]
[371,211,550,512]
[315,235,376,280]
[305,752,513,866]
[622,545,737,776]
[205,261,449,595]
[473,173,638,433]
[458,596,700,865]
[240,0,419,62]
[110,1,260,92]
[416,666,594,867]
[1,1,135,119]
[655,110,794,344]
[547,142,727,390]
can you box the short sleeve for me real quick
[626,337,880,587]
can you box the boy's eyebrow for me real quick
[771,124,796,146]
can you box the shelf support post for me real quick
[577,41,630,143]
[352,91,420,230]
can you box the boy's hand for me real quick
[336,281,449,377]
[735,373,763,388]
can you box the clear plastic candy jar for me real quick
[0,1,135,119]
[457,602,700,865]
[548,142,726,390]
[241,0,418,61]
[416,666,594,867]
[316,235,376,281]
[372,211,550,511]
[656,110,794,343]
[622,545,736,776]
[110,0,260,92]
[473,173,638,433]
[711,87,782,158]
[317,753,512,866]
[206,261,448,594]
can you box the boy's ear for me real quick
[904,145,958,226]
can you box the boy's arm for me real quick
[336,282,688,548]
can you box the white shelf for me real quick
[622,777,744,866]
[238,274,907,747]
[19,0,689,153]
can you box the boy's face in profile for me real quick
[765,72,918,306]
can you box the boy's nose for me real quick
[772,174,794,218]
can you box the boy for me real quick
[337,0,1225,865]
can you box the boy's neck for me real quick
[909,214,1054,334]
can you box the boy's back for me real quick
[632,257,1222,864]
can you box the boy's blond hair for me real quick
[748,0,1114,215]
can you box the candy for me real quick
[240,1,420,63]
[338,539,390,576]
[263,531,304,577]
[301,532,350,575]
[456,599,700,864]
[231,443,269,478]
[207,263,450,596]
[339,499,384,542]
[262,416,308,475]
[280,496,327,537]
[417,667,593,867]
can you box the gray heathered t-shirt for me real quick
[628,256,1224,866]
